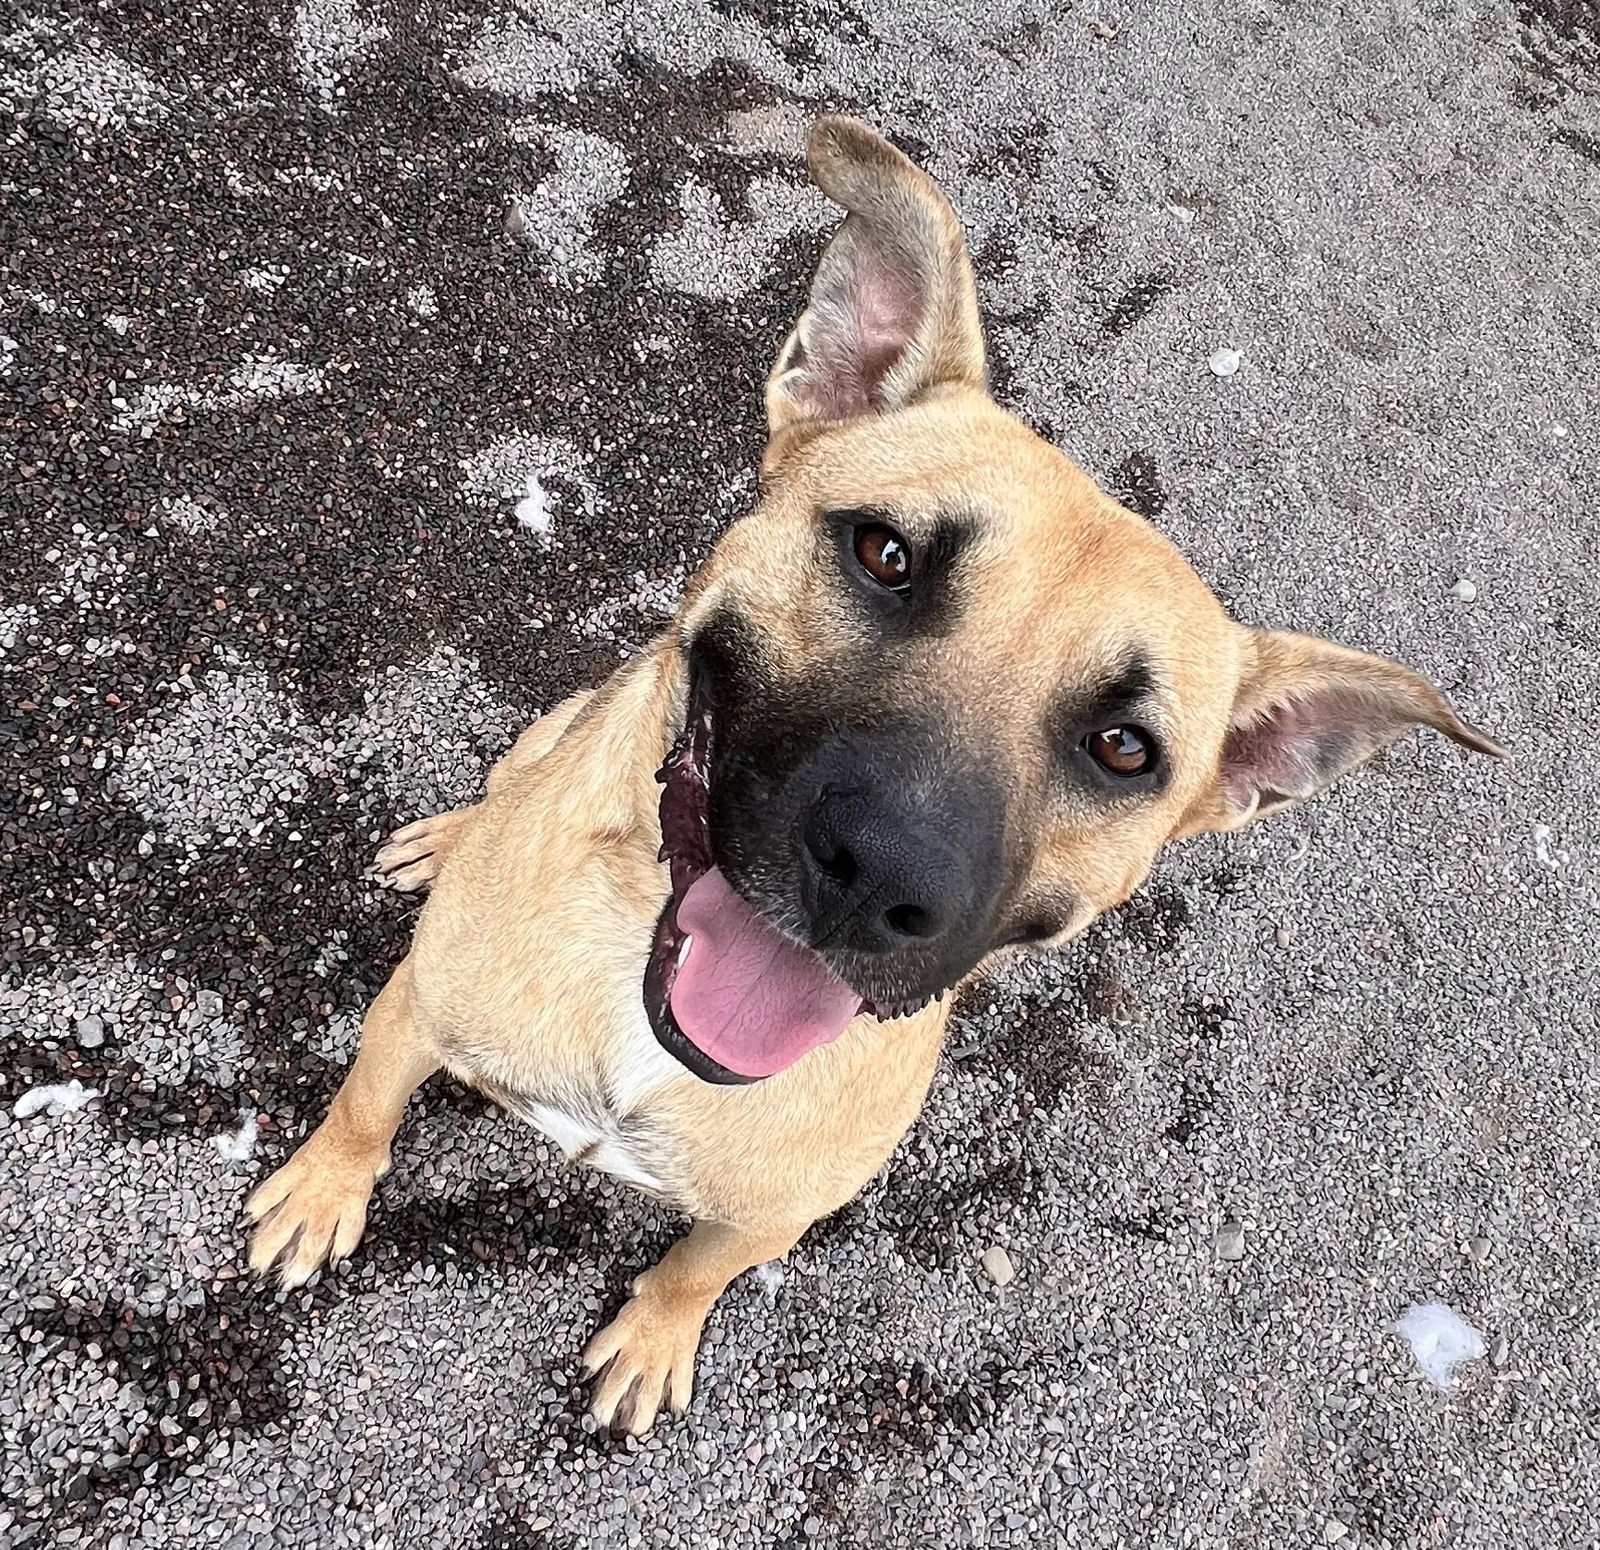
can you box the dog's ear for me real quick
[1186,630,1507,832]
[765,117,986,439]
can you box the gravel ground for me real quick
[3,2,1597,1546]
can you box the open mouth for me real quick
[643,685,933,1085]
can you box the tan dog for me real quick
[246,118,1503,1434]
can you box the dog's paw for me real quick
[245,1136,383,1288]
[372,809,470,892]
[581,1292,703,1436]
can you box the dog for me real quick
[246,117,1504,1435]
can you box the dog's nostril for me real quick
[809,838,857,886]
[821,846,857,885]
[884,902,933,939]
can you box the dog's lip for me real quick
[643,897,757,1086]
[643,676,772,1083]
[642,667,950,1079]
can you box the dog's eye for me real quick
[854,525,911,591]
[1086,725,1154,776]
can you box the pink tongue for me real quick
[670,868,861,1079]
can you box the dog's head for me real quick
[644,117,1505,1085]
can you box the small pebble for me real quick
[981,1246,1016,1287]
[1491,1335,1509,1367]
[1214,1221,1247,1262]
[1208,347,1242,377]
[74,1014,105,1049]
[1324,1520,1350,1543]
[1450,578,1478,602]
[1467,1236,1491,1266]
[1274,925,1294,948]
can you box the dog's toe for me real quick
[373,853,439,892]
[384,814,442,847]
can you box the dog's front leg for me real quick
[246,955,438,1286]
[582,1218,807,1435]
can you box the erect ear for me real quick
[1188,630,1508,833]
[765,116,987,440]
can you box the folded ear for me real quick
[1189,630,1508,832]
[766,116,986,439]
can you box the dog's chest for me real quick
[519,1100,667,1195]
[462,1006,687,1200]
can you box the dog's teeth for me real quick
[677,935,693,967]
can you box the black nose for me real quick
[800,790,974,952]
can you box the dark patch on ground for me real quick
[481,1513,573,1550]
[983,119,1053,182]
[366,1175,611,1276]
[1087,161,1117,196]
[1109,449,1168,519]
[789,1348,1077,1536]
[778,1463,853,1545]
[1513,0,1600,103]
[1553,125,1600,164]
[411,1073,503,1125]
[97,1069,257,1143]
[1116,881,1195,952]
[953,886,1200,1112]
[1203,863,1258,899]
[1180,997,1235,1043]
[850,1355,1066,1450]
[1337,1412,1438,1545]
[945,1356,1062,1437]
[1,22,812,1012]
[1163,1073,1215,1145]
[856,1152,1042,1272]
[712,0,876,72]
[992,18,1048,66]
[1103,272,1173,336]
[18,1277,341,1533]
[0,1019,96,1111]
[959,973,1125,1113]
[854,1360,949,1451]
[1097,1204,1176,1242]
[1162,998,1235,1148]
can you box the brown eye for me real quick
[1087,725,1154,777]
[854,525,911,590]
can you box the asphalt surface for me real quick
[3,2,1597,1547]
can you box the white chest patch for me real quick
[524,1101,667,1196]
